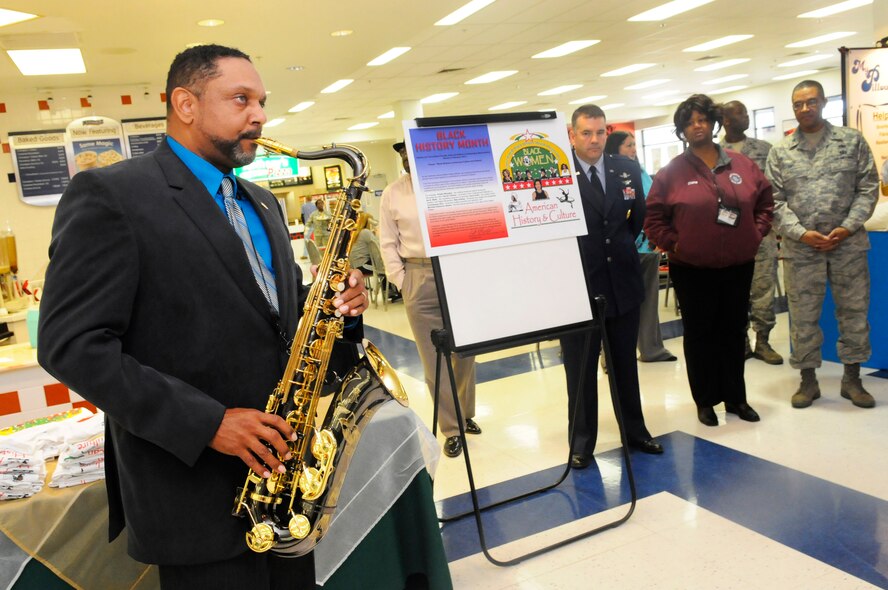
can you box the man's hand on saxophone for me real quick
[209,409,296,478]
[310,266,369,317]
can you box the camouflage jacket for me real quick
[765,121,878,253]
[721,136,772,173]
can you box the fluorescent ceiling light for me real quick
[708,85,748,95]
[645,89,681,99]
[435,0,496,25]
[772,69,819,81]
[694,58,750,72]
[348,122,379,130]
[601,63,656,77]
[684,35,753,52]
[367,47,411,66]
[538,84,583,96]
[628,0,715,21]
[569,95,607,104]
[197,19,224,27]
[288,101,314,113]
[786,32,855,47]
[703,74,748,85]
[321,79,354,93]
[465,70,518,84]
[264,118,285,128]
[798,0,872,18]
[377,111,395,119]
[778,54,833,67]
[600,103,625,110]
[489,101,527,110]
[7,49,86,75]
[0,8,38,28]
[624,79,670,90]
[330,30,353,37]
[532,40,600,59]
[421,92,459,104]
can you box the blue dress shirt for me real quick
[167,136,275,277]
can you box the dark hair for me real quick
[165,44,251,112]
[604,131,633,155]
[673,94,722,141]
[793,79,826,99]
[571,104,606,128]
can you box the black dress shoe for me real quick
[697,406,718,427]
[465,418,482,435]
[629,438,664,454]
[569,453,591,469]
[725,402,760,422]
[443,436,462,458]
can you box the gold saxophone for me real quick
[233,138,408,555]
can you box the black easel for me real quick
[430,295,638,567]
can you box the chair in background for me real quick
[367,240,389,311]
[306,239,322,266]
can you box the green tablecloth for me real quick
[8,471,450,590]
[0,401,451,590]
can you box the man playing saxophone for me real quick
[38,44,368,589]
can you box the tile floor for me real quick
[300,253,888,589]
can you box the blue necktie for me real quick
[220,176,279,314]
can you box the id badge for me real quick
[716,204,740,227]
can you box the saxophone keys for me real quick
[289,513,311,540]
[246,523,276,553]
[329,274,346,292]
[299,465,323,498]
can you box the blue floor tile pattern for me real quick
[437,432,888,588]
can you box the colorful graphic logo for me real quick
[499,130,574,191]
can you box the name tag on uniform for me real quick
[622,186,636,200]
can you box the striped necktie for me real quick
[220,176,279,314]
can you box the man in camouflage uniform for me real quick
[766,80,879,409]
[721,100,783,365]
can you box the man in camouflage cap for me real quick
[766,80,879,409]
[721,100,783,365]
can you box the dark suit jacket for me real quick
[573,152,646,317]
[38,140,316,565]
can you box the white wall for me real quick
[0,87,404,283]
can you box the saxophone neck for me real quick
[253,138,368,183]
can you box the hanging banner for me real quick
[122,117,166,158]
[403,112,585,256]
[842,46,888,174]
[8,130,71,206]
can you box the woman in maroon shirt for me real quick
[644,94,773,427]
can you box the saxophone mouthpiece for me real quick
[254,137,298,158]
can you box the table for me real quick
[0,401,452,590]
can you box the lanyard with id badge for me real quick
[697,159,741,228]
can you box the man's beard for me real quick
[211,131,261,167]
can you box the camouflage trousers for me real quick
[748,233,779,335]
[783,244,871,369]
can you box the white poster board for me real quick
[436,237,593,352]
[843,47,888,172]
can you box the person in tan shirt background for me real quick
[378,141,480,458]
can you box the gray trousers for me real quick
[637,253,673,361]
[748,233,779,335]
[783,244,871,369]
[402,259,476,437]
